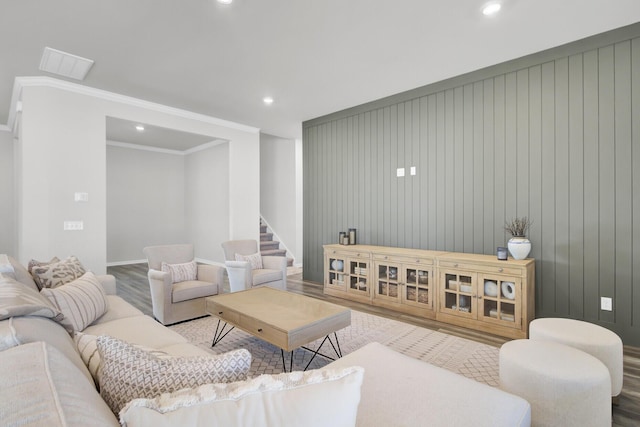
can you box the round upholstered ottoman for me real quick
[500,339,610,427]
[530,318,623,397]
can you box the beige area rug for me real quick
[169,310,500,387]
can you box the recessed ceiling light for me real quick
[263,97,274,106]
[482,1,502,16]
[217,0,233,4]
[135,125,145,132]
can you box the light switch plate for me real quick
[396,168,405,177]
[64,221,84,231]
[74,192,89,202]
[410,166,416,175]
[601,297,612,311]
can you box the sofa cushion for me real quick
[120,366,364,427]
[161,260,197,283]
[172,280,217,303]
[235,252,263,269]
[252,268,283,286]
[31,255,86,289]
[97,336,252,415]
[41,271,109,332]
[90,295,144,325]
[0,274,63,321]
[84,315,189,349]
[327,342,531,427]
[0,341,118,426]
[0,316,94,384]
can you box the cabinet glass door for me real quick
[375,262,400,302]
[348,260,369,295]
[441,271,475,318]
[479,275,521,329]
[402,266,432,309]
[327,255,348,291]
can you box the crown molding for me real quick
[107,138,227,155]
[7,76,260,134]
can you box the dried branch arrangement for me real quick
[504,217,532,237]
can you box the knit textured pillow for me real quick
[31,256,85,289]
[234,252,263,270]
[97,336,252,416]
[161,260,197,283]
[41,271,109,332]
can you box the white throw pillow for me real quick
[234,252,263,270]
[97,336,252,415]
[41,271,109,333]
[120,366,364,427]
[161,260,197,283]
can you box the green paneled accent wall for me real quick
[303,23,640,345]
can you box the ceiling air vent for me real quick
[39,47,94,80]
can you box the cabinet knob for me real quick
[416,259,420,263]
[454,263,459,268]
[257,328,263,333]
[332,251,336,254]
[218,311,223,315]
[498,268,504,273]
[384,256,388,259]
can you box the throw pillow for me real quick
[120,366,364,427]
[234,252,263,270]
[97,336,251,415]
[27,256,60,289]
[41,271,109,333]
[0,274,63,322]
[31,256,85,289]
[74,332,170,388]
[0,254,16,279]
[161,260,197,283]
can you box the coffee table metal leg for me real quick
[301,332,343,371]
[281,349,295,372]
[211,319,235,347]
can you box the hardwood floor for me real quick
[108,263,640,425]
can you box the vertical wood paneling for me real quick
[598,45,616,323]
[614,40,632,327]
[583,49,600,321]
[554,58,570,314]
[302,30,640,345]
[568,53,585,318]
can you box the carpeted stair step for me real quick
[260,240,280,251]
[260,232,273,242]
[261,248,287,257]
[287,257,294,267]
[260,225,267,234]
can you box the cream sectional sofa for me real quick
[0,257,531,427]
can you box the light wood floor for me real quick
[108,263,640,425]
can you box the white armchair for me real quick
[143,244,224,325]
[221,240,287,292]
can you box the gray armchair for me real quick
[143,244,224,325]
[221,240,287,292]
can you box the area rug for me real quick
[169,310,500,387]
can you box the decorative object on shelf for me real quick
[497,247,508,261]
[460,284,472,293]
[348,228,357,245]
[339,232,346,245]
[331,259,344,272]
[504,217,532,260]
[458,295,469,309]
[343,236,350,245]
[484,280,498,297]
[389,267,398,280]
[501,281,516,300]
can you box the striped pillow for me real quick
[41,271,109,333]
[161,260,197,283]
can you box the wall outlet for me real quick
[396,168,405,177]
[410,166,416,176]
[600,297,613,311]
[74,192,89,202]
[64,220,84,231]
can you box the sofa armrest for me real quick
[262,256,287,272]
[197,264,224,286]
[95,274,117,295]
[147,269,173,323]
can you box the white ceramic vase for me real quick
[507,237,531,260]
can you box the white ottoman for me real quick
[500,339,611,427]
[529,318,623,397]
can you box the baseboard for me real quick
[106,259,147,267]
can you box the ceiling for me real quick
[1,0,639,140]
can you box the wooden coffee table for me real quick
[205,287,351,371]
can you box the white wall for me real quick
[14,79,260,273]
[0,130,15,255]
[106,144,186,263]
[260,133,302,264]
[185,143,229,262]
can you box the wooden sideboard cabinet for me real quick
[323,245,535,339]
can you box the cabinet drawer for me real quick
[438,260,522,276]
[239,315,288,349]
[373,254,434,265]
[212,308,240,324]
[327,249,369,259]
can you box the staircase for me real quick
[260,222,294,266]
